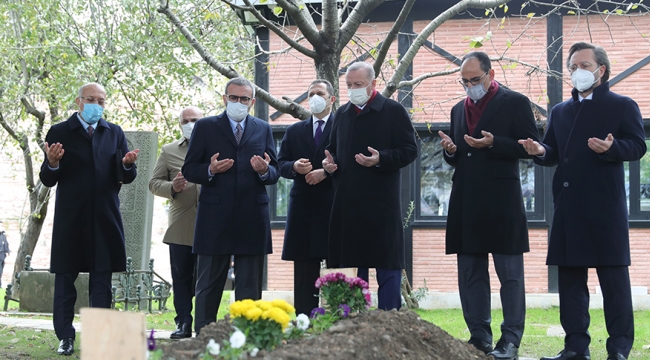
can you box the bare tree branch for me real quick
[275,0,320,46]
[398,67,461,88]
[373,0,416,77]
[338,0,384,52]
[383,0,511,97]
[320,0,340,45]
[158,1,240,78]
[233,0,317,58]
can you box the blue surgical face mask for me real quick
[81,103,104,124]
[464,83,488,102]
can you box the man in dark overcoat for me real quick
[521,42,646,360]
[278,79,336,316]
[439,51,539,360]
[182,77,279,335]
[149,106,203,339]
[40,82,139,356]
[323,61,417,311]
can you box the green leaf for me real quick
[615,9,624,14]
[567,10,576,15]
[273,6,283,16]
[506,39,512,49]
[504,5,509,13]
[527,12,535,18]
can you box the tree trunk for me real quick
[12,181,50,293]
[315,51,342,108]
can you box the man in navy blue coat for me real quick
[182,77,279,335]
[521,42,646,360]
[278,79,336,316]
[40,82,139,356]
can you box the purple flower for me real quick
[338,304,351,318]
[310,307,325,318]
[147,329,156,351]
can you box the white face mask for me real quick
[348,84,371,106]
[571,67,600,92]
[226,101,249,122]
[181,122,195,139]
[308,95,328,114]
[464,83,488,102]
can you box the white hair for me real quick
[346,62,375,81]
[77,82,106,97]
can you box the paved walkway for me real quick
[0,312,173,339]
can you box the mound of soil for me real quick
[159,309,491,360]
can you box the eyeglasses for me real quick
[458,72,488,87]
[567,62,599,73]
[226,94,252,105]
[80,96,106,106]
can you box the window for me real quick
[269,127,292,224]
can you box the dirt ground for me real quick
[159,309,491,359]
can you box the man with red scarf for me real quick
[438,51,539,360]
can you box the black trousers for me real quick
[168,243,197,327]
[357,268,402,310]
[53,271,112,340]
[194,254,264,334]
[457,253,526,346]
[293,260,321,316]
[558,266,634,358]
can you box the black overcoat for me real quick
[444,87,539,255]
[327,94,418,269]
[278,115,335,261]
[182,113,279,256]
[535,83,646,267]
[40,114,137,274]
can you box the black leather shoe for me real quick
[607,353,626,360]
[467,337,493,354]
[489,338,519,360]
[170,323,192,339]
[540,349,590,360]
[57,338,74,356]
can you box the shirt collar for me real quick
[228,116,247,132]
[578,92,594,102]
[76,113,92,131]
[313,113,331,124]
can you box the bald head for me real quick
[179,106,203,126]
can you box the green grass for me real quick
[3,288,650,359]
[415,307,650,359]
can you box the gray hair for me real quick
[225,77,256,98]
[567,42,611,82]
[179,106,204,122]
[308,79,335,97]
[346,62,375,81]
[78,82,106,97]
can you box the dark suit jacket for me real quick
[182,112,279,256]
[278,115,334,261]
[535,82,646,267]
[326,94,418,269]
[40,114,137,273]
[443,86,539,255]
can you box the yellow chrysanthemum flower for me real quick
[271,299,295,314]
[245,306,263,321]
[262,307,291,329]
[230,299,257,317]
[255,299,272,311]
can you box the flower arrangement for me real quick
[315,272,372,313]
[229,299,294,351]
[309,272,372,334]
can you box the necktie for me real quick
[314,120,324,146]
[235,123,243,145]
[87,126,94,138]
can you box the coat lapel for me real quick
[216,113,238,148]
[305,117,317,152]
[318,114,334,151]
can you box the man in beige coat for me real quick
[149,106,202,339]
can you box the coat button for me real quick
[467,153,472,157]
[563,182,569,187]
[564,158,569,163]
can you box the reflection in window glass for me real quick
[419,136,454,216]
[419,135,537,217]
[639,140,650,211]
[274,138,292,217]
[520,159,535,212]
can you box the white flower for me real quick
[296,313,310,331]
[230,330,246,349]
[206,339,221,356]
[250,347,259,357]
[284,322,294,333]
